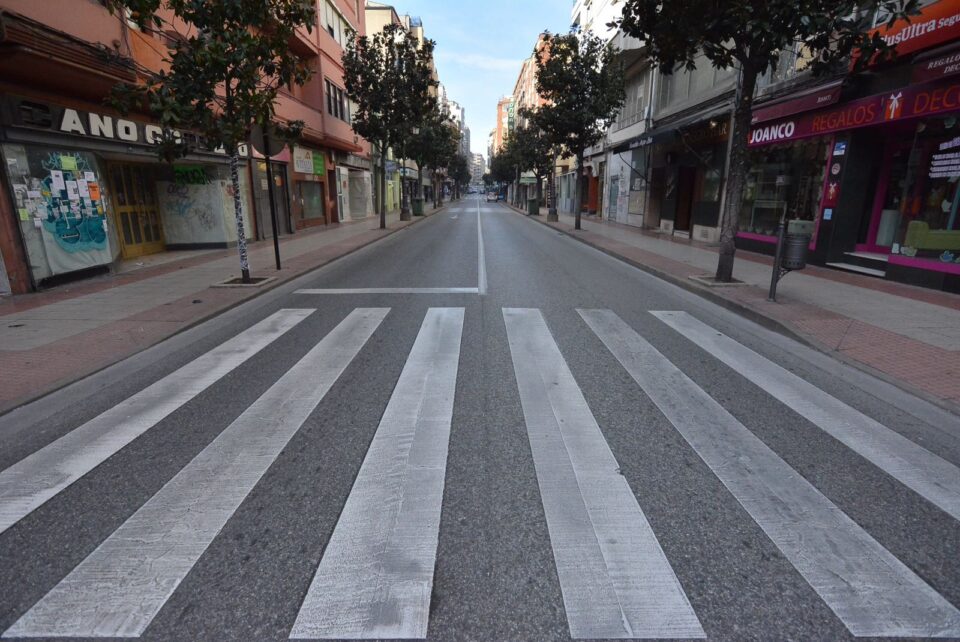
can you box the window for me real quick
[323,0,355,47]
[739,136,831,236]
[325,79,349,122]
[617,75,645,129]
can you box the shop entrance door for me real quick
[675,166,696,232]
[255,161,291,239]
[858,142,913,254]
[106,163,165,259]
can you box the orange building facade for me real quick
[0,0,371,294]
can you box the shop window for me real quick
[739,137,830,236]
[3,144,112,281]
[892,116,960,266]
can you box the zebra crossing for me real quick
[2,305,960,639]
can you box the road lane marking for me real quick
[290,308,464,639]
[652,310,960,522]
[477,199,487,295]
[0,308,314,536]
[4,308,388,639]
[502,308,704,640]
[581,308,960,638]
[294,287,478,295]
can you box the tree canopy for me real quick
[343,22,437,225]
[533,30,624,228]
[107,0,315,160]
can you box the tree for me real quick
[489,151,516,195]
[534,30,624,228]
[408,102,458,209]
[448,154,471,200]
[106,0,315,283]
[617,0,919,282]
[344,23,436,227]
[513,110,559,212]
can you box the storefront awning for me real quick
[751,80,844,125]
[646,102,731,144]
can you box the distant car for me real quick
[486,191,498,202]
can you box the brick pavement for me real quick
[0,208,443,414]
[514,206,960,413]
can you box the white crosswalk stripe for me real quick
[4,308,388,639]
[504,308,704,640]
[652,310,960,522]
[291,308,465,640]
[580,308,960,638]
[2,305,959,640]
[0,308,314,536]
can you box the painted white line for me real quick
[653,311,960,522]
[0,308,314,536]
[502,308,704,640]
[290,308,464,639]
[477,198,487,295]
[581,309,960,638]
[4,308,389,639]
[295,288,478,295]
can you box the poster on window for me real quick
[3,144,112,279]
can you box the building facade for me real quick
[0,0,372,295]
[738,0,960,292]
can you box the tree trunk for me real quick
[547,156,558,221]
[416,164,424,215]
[229,151,251,283]
[399,154,411,221]
[535,176,543,215]
[378,143,387,230]
[574,151,584,230]
[514,166,520,207]
[715,65,759,282]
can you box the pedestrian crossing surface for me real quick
[2,305,959,640]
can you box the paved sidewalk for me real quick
[0,208,443,413]
[515,206,960,413]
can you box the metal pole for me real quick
[768,211,786,302]
[262,130,281,272]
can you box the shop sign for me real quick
[748,77,960,146]
[292,146,328,175]
[751,84,842,125]
[0,96,247,156]
[293,146,314,174]
[913,46,960,82]
[679,119,729,146]
[864,0,960,60]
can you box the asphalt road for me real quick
[2,196,960,641]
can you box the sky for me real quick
[388,0,573,158]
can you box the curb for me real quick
[0,206,448,416]
[511,205,960,417]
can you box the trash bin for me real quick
[412,197,424,216]
[527,197,539,216]
[782,234,810,270]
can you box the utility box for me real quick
[412,197,424,216]
[527,197,539,216]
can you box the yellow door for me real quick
[107,163,165,259]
